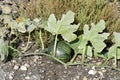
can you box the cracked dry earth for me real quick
[0,55,120,80]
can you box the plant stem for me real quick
[39,30,44,50]
[67,62,120,71]
[23,32,31,52]
[19,51,66,65]
[53,34,58,56]
[10,37,18,44]
[102,59,109,66]
[114,47,117,67]
[82,46,87,63]
[69,53,78,64]
[8,46,22,55]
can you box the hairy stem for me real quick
[23,32,31,52]
[82,46,87,63]
[8,46,22,55]
[114,47,117,67]
[39,30,44,50]
[53,34,58,56]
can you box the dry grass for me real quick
[17,0,120,38]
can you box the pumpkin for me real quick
[48,41,73,63]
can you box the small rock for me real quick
[11,60,17,63]
[35,49,39,52]
[98,71,104,78]
[63,70,67,74]
[13,65,19,70]
[96,62,102,66]
[24,63,30,68]
[21,43,25,47]
[9,75,13,80]
[34,56,39,62]
[25,76,30,80]
[93,78,99,80]
[20,65,27,71]
[101,67,106,73]
[76,75,80,79]
[88,69,97,75]
[92,66,96,70]
[83,76,87,80]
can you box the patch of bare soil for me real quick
[0,55,120,80]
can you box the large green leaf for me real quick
[0,38,8,61]
[79,20,109,52]
[45,10,80,42]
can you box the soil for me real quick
[0,0,120,80]
[1,54,120,80]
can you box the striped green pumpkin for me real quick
[48,41,73,63]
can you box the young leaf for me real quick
[27,23,36,32]
[45,10,80,42]
[0,38,8,61]
[33,18,47,28]
[17,22,26,33]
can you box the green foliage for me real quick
[69,20,109,63]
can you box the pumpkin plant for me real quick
[3,15,46,52]
[69,20,110,63]
[45,10,80,57]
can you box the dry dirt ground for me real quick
[1,55,120,80]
